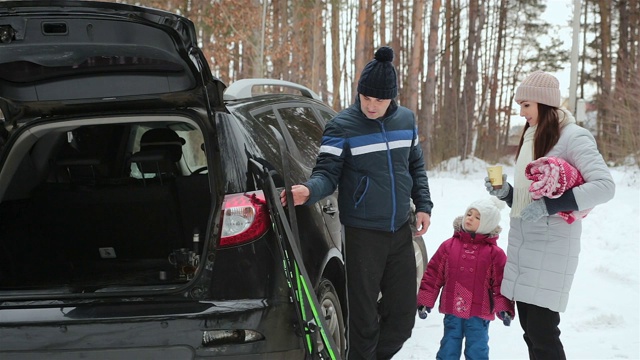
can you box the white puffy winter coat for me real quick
[500,112,615,312]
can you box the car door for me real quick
[253,103,342,248]
[251,102,341,277]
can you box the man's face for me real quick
[359,94,392,119]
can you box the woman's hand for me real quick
[484,174,511,199]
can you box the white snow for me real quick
[395,158,640,359]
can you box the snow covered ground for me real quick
[395,158,640,359]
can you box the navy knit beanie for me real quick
[357,46,398,99]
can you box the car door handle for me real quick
[322,202,337,216]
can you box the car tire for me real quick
[316,278,346,357]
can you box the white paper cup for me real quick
[487,166,503,189]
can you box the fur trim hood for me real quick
[453,215,502,238]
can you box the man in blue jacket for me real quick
[282,46,433,360]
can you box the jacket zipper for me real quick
[379,121,396,232]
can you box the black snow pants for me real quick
[344,221,416,360]
[517,301,566,360]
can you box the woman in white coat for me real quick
[485,70,615,359]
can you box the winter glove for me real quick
[520,199,549,222]
[498,311,512,326]
[484,174,511,199]
[417,306,431,319]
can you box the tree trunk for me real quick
[406,0,425,113]
[420,0,441,167]
[355,0,373,96]
[597,0,613,159]
[311,0,324,94]
[459,0,482,160]
[331,0,342,110]
[481,0,507,162]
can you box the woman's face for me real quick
[518,101,539,126]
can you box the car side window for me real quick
[316,108,336,126]
[176,129,207,172]
[274,106,323,169]
[129,125,150,179]
[251,110,287,156]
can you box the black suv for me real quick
[0,1,426,359]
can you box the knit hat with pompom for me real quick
[465,197,505,234]
[357,46,398,99]
[514,70,561,107]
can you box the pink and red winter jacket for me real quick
[417,217,514,321]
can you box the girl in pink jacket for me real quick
[417,198,514,359]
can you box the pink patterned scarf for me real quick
[525,156,590,224]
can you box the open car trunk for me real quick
[0,115,214,295]
[0,1,229,296]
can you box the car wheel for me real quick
[316,278,346,357]
[413,236,427,293]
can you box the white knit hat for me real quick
[514,70,561,107]
[465,198,504,234]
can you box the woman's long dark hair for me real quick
[515,103,561,160]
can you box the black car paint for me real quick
[0,1,346,359]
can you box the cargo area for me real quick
[0,120,211,292]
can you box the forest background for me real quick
[117,0,638,169]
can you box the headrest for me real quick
[139,128,185,162]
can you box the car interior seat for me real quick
[52,129,104,186]
[130,128,186,185]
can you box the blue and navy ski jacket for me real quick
[303,98,433,232]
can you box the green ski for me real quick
[248,128,341,360]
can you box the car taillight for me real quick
[219,191,270,247]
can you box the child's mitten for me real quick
[417,306,431,319]
[498,311,512,326]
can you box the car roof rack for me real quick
[223,78,321,101]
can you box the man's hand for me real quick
[415,211,431,236]
[280,184,310,207]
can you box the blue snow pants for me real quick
[436,314,490,360]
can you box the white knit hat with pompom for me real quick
[465,197,505,234]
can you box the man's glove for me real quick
[520,199,549,222]
[417,306,431,319]
[484,174,510,199]
[498,311,512,326]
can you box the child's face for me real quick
[464,208,481,233]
